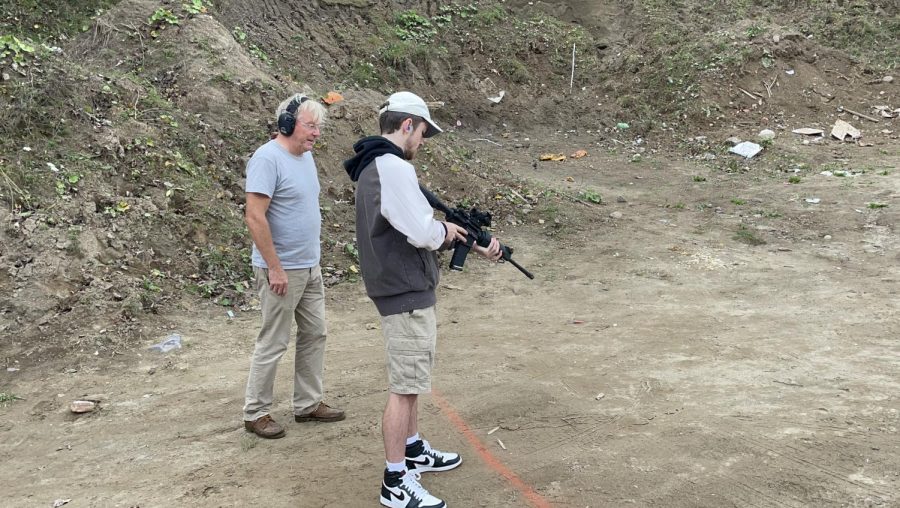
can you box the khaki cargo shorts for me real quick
[381,306,437,394]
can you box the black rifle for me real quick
[420,185,534,279]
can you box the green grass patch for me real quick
[734,225,766,246]
[0,392,22,405]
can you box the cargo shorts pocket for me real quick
[387,349,433,394]
[382,308,437,394]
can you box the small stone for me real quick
[1,73,10,81]
[824,235,832,240]
[616,196,627,203]
[758,129,776,141]
[609,211,623,219]
[883,76,893,83]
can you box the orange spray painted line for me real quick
[432,389,553,508]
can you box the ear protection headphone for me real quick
[277,95,309,136]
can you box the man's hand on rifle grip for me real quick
[442,222,468,248]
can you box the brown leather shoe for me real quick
[294,402,346,423]
[244,414,285,438]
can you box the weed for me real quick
[788,176,801,184]
[498,57,530,83]
[182,0,209,16]
[745,24,764,39]
[0,393,22,405]
[731,198,746,205]
[693,175,707,182]
[394,10,436,42]
[343,242,359,263]
[868,202,888,209]
[474,6,506,25]
[148,8,179,28]
[0,34,37,65]
[349,60,379,86]
[578,189,602,204]
[66,226,84,257]
[231,27,269,62]
[734,225,766,246]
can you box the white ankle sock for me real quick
[406,433,421,446]
[386,461,405,473]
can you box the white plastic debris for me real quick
[487,90,505,103]
[148,333,182,353]
[792,128,824,136]
[805,198,821,204]
[729,141,763,159]
[70,400,96,413]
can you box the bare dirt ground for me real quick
[2,1,899,506]
[2,134,898,507]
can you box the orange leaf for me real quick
[322,91,344,105]
[570,149,588,158]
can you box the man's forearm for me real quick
[247,217,283,271]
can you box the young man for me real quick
[242,93,345,439]
[344,91,502,508]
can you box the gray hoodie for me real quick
[347,137,447,316]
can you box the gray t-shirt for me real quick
[246,139,321,269]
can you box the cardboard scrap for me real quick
[540,153,566,162]
[792,128,824,136]
[831,119,861,141]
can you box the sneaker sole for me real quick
[408,457,462,473]
[380,496,447,508]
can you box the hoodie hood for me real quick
[343,136,404,182]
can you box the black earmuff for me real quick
[277,95,308,136]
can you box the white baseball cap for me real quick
[379,91,443,138]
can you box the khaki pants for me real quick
[381,306,437,394]
[243,265,327,421]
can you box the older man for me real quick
[242,94,345,439]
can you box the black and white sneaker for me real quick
[380,469,446,508]
[405,439,462,473]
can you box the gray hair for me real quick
[275,93,327,125]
